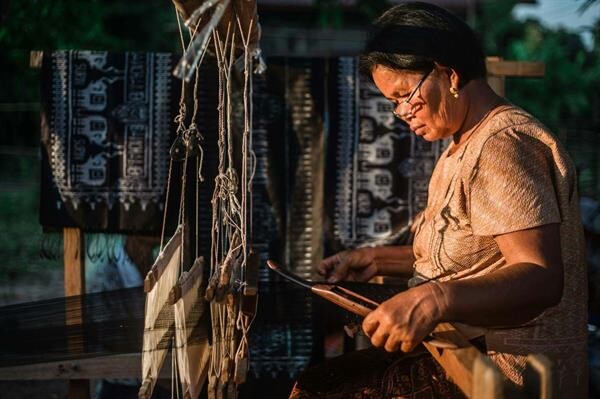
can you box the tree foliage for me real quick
[476,1,600,197]
[0,0,176,52]
[476,0,600,132]
[0,0,177,145]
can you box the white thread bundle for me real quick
[173,258,210,399]
[140,228,183,398]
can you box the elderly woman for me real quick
[295,1,587,398]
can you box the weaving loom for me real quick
[4,0,553,392]
[30,47,447,396]
[23,49,447,397]
[136,3,263,397]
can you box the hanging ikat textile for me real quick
[40,50,176,233]
[326,57,446,250]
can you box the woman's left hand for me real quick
[362,282,447,353]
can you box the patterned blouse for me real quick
[412,104,588,397]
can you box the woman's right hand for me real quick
[317,248,378,283]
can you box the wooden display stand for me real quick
[486,56,545,96]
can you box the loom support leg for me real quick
[64,227,90,399]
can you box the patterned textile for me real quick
[289,346,465,399]
[326,57,446,252]
[412,104,588,397]
[40,50,176,233]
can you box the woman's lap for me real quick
[290,345,465,399]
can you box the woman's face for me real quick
[371,65,465,142]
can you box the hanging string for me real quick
[161,7,188,251]
[152,8,210,399]
[208,25,245,395]
[171,337,176,399]
[233,16,256,376]
[205,15,259,396]
[164,5,260,395]
[238,17,253,276]
[196,156,200,260]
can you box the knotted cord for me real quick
[144,1,259,398]
[142,4,213,398]
[204,16,257,398]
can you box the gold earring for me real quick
[449,87,459,98]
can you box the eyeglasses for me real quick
[392,68,432,119]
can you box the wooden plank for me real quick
[486,57,506,97]
[0,353,172,380]
[486,56,546,96]
[423,322,481,397]
[424,323,529,398]
[523,354,555,399]
[486,58,545,78]
[424,322,521,398]
[472,355,505,399]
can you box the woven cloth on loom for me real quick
[0,281,405,369]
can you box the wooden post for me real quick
[486,56,545,96]
[0,353,172,380]
[523,354,555,399]
[472,355,505,399]
[63,227,89,399]
[64,227,85,297]
[31,53,90,398]
[423,322,489,397]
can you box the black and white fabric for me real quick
[326,57,446,251]
[40,50,177,233]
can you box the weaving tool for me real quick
[266,260,457,349]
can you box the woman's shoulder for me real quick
[455,102,575,186]
[468,103,561,158]
[482,103,550,137]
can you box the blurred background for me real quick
[0,0,599,397]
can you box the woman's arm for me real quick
[372,245,416,277]
[362,223,563,352]
[438,223,563,325]
[318,245,416,282]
